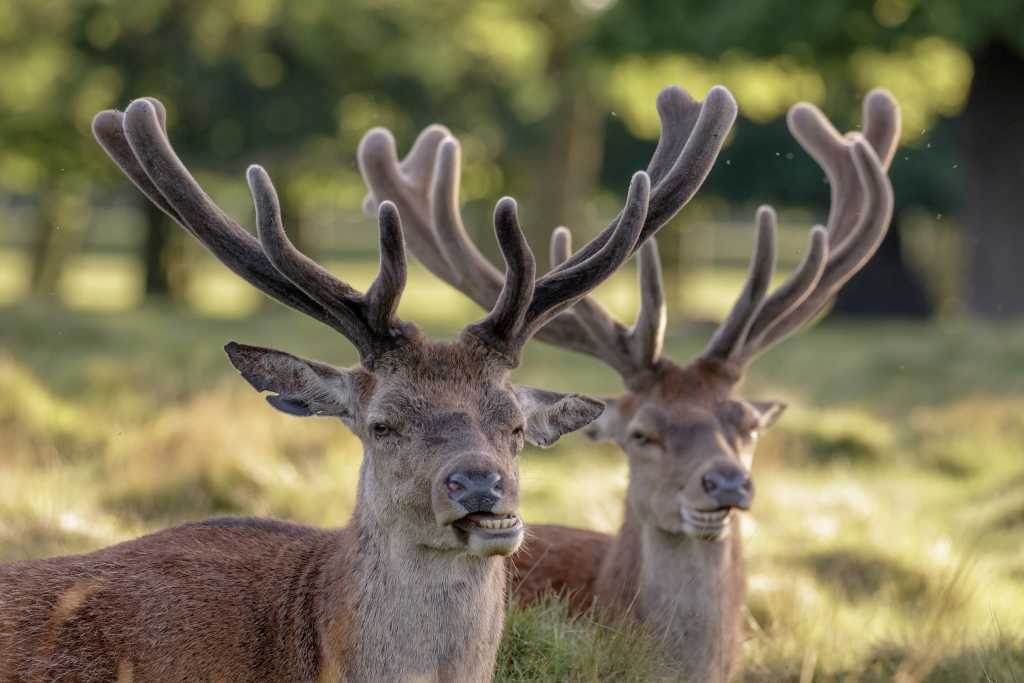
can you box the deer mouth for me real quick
[453,512,522,533]
[452,513,524,557]
[681,506,732,541]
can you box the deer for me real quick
[0,92,733,682]
[359,86,900,682]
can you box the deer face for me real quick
[225,337,603,557]
[586,365,784,541]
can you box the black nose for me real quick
[702,464,753,511]
[446,471,503,513]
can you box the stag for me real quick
[0,94,728,681]
[360,87,898,682]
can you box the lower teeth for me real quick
[476,517,518,530]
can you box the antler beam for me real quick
[93,98,413,366]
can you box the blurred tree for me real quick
[5,0,1021,317]
[590,0,1024,318]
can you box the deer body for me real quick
[0,515,503,683]
[0,93,661,679]
[0,340,530,682]
[515,362,749,682]
[511,93,900,681]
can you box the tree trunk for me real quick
[142,199,172,298]
[832,206,932,317]
[30,194,61,297]
[961,39,1024,320]
[533,14,604,258]
[30,188,87,299]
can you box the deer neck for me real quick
[601,504,745,683]
[318,494,507,682]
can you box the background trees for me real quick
[1,0,1021,319]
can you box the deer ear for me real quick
[224,342,362,425]
[513,386,605,448]
[750,400,786,429]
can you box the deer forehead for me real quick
[627,397,750,448]
[366,376,522,429]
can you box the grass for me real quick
[1,295,1023,682]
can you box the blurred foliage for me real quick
[3,0,1022,317]
[593,0,1022,139]
[2,0,1012,230]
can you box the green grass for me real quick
[1,298,1023,681]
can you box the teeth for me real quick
[682,507,730,526]
[475,516,520,530]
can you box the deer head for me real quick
[90,98,663,558]
[360,86,896,543]
[558,90,899,541]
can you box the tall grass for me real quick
[1,301,1022,681]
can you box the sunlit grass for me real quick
[0,300,1022,681]
[0,248,30,304]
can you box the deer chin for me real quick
[452,513,524,557]
[680,505,733,542]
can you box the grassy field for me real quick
[1,294,1023,681]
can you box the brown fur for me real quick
[510,361,780,683]
[0,336,603,682]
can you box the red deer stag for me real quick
[0,95,725,682]
[360,87,899,682]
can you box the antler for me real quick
[92,97,413,366]
[527,89,898,384]
[700,88,900,367]
[358,85,738,362]
[465,178,648,360]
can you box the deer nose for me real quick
[701,464,753,511]
[446,470,503,513]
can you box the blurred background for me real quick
[3,0,1024,319]
[1,1,1023,680]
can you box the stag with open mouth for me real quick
[0,89,736,683]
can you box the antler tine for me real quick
[430,138,505,306]
[628,237,668,370]
[552,227,669,378]
[358,125,456,283]
[646,86,704,184]
[365,202,409,337]
[701,207,778,361]
[552,86,737,273]
[742,139,892,357]
[701,91,898,368]
[742,225,828,342]
[524,171,649,334]
[94,97,413,366]
[93,102,189,236]
[466,198,536,352]
[862,88,900,170]
[469,173,649,361]
[248,166,409,357]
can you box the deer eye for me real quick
[511,425,525,449]
[371,422,393,439]
[630,430,654,446]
